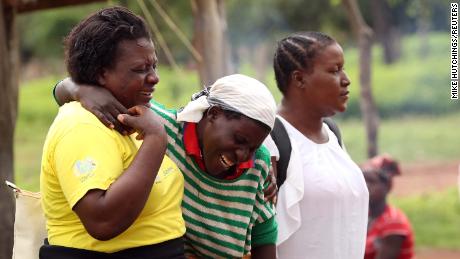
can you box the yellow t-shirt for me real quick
[40,102,185,253]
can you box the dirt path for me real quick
[390,161,460,258]
[392,161,459,197]
[415,248,460,259]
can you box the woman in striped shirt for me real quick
[55,74,278,259]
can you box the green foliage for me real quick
[257,33,456,120]
[227,0,289,45]
[274,0,349,36]
[18,2,109,60]
[391,188,460,249]
[18,1,197,64]
[151,67,200,109]
[340,113,460,164]
[16,0,450,68]
[127,0,196,63]
[15,77,61,191]
[339,32,457,119]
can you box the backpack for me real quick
[270,117,343,189]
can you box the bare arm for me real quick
[55,78,129,134]
[263,157,278,204]
[251,244,276,259]
[376,235,405,259]
[73,106,167,240]
[54,77,78,106]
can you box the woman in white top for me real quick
[266,31,369,259]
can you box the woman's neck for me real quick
[279,97,328,143]
[369,201,387,218]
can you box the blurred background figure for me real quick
[362,154,414,259]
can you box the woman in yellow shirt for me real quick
[39,6,185,258]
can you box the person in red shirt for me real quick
[362,154,414,259]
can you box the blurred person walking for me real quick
[362,154,414,259]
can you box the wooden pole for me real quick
[0,2,17,258]
[342,0,379,158]
[191,0,231,86]
[149,0,202,62]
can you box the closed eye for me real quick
[132,58,157,72]
[132,65,147,72]
[132,64,156,74]
[234,135,247,145]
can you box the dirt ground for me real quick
[390,160,460,259]
[392,161,459,197]
[415,248,460,259]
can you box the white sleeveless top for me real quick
[264,116,369,259]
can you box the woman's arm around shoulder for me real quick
[55,77,129,133]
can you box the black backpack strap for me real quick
[270,117,292,189]
[270,117,342,189]
[323,117,342,147]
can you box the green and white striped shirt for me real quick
[150,100,277,258]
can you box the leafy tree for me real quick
[18,2,107,61]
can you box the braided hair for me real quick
[273,31,336,94]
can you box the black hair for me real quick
[64,6,151,85]
[378,162,400,185]
[273,31,336,94]
[376,170,391,185]
[366,165,398,186]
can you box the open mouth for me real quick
[139,89,155,99]
[140,90,153,97]
[220,154,235,169]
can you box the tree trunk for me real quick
[417,16,429,58]
[370,0,401,64]
[191,0,232,86]
[342,0,379,158]
[416,0,430,59]
[0,2,18,259]
[253,41,270,82]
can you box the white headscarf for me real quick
[177,74,277,129]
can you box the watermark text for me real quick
[452,3,458,99]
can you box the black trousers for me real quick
[39,237,185,259]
